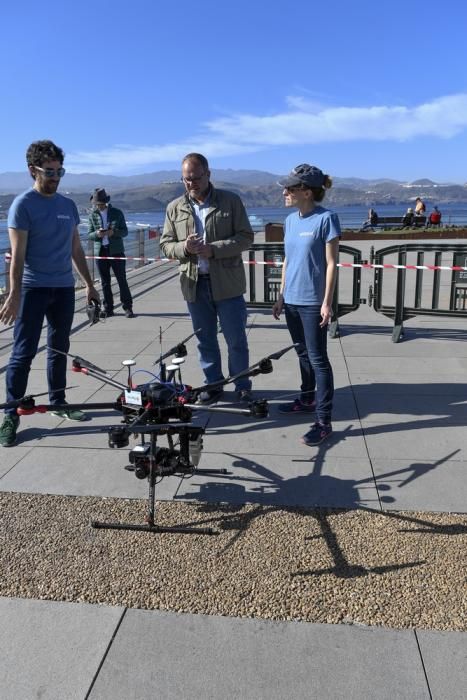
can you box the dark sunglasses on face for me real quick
[35,166,66,178]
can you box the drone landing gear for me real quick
[91,432,228,536]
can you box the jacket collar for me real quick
[180,184,219,215]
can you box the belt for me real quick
[198,273,210,279]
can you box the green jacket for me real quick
[160,186,253,302]
[88,204,128,256]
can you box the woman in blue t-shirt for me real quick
[272,163,341,446]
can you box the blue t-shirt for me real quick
[284,206,341,305]
[8,188,80,287]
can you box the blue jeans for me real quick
[5,287,75,416]
[187,277,251,390]
[97,251,132,312]
[284,303,334,424]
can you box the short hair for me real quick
[182,152,209,171]
[26,140,64,167]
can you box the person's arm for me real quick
[87,212,103,241]
[272,257,287,319]
[0,228,27,325]
[71,228,100,302]
[320,237,339,328]
[160,209,191,261]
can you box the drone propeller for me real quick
[47,346,108,374]
[190,343,298,394]
[0,387,78,411]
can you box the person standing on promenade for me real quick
[88,188,135,318]
[160,153,254,404]
[0,140,100,447]
[272,163,340,446]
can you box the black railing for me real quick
[371,243,467,342]
[245,243,364,337]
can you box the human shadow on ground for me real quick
[172,442,467,578]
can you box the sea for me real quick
[2,202,467,281]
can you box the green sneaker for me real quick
[51,408,87,421]
[0,414,19,447]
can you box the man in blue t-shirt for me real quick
[0,140,100,447]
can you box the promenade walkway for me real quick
[0,258,466,699]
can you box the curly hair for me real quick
[26,140,64,168]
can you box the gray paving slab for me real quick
[0,445,34,478]
[89,609,430,700]
[175,451,379,508]
[0,446,182,499]
[417,629,467,700]
[203,414,369,459]
[373,457,467,513]
[0,597,123,700]
[346,356,467,376]
[362,420,466,462]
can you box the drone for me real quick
[1,329,296,536]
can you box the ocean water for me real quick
[2,203,467,281]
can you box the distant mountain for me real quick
[0,169,466,213]
[0,168,280,195]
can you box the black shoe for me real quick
[100,310,114,318]
[195,389,224,405]
[236,389,253,403]
[124,309,135,318]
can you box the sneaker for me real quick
[195,389,224,405]
[236,389,252,403]
[51,408,88,421]
[278,398,316,414]
[0,414,19,447]
[301,422,332,446]
[124,309,136,318]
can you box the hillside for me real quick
[1,169,467,215]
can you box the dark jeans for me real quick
[5,286,75,416]
[284,303,334,424]
[97,249,132,312]
[187,277,251,391]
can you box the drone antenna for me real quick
[159,325,166,382]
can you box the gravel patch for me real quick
[1,493,465,631]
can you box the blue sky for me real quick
[2,0,467,182]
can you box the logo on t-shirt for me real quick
[299,230,317,237]
[57,214,71,220]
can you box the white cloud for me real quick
[67,93,467,173]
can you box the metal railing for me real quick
[370,243,467,342]
[245,243,364,337]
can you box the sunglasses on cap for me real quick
[35,166,66,178]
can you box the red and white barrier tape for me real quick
[4,251,467,271]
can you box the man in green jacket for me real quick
[88,188,135,318]
[160,153,254,404]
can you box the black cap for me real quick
[277,163,326,189]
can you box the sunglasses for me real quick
[181,173,207,184]
[35,166,66,178]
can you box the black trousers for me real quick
[97,248,133,312]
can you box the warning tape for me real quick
[4,251,467,272]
